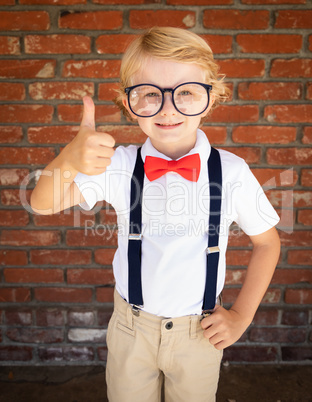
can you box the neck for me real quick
[150,138,197,160]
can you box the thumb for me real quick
[80,96,95,130]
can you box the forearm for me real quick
[30,147,79,215]
[230,227,281,324]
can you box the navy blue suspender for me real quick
[128,147,222,312]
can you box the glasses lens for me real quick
[173,83,209,116]
[129,85,162,117]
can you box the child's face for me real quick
[123,57,214,159]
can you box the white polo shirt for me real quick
[74,129,279,318]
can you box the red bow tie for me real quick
[144,153,200,182]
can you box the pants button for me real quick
[165,321,173,330]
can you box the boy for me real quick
[31,27,280,402]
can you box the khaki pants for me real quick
[106,290,222,402]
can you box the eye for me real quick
[179,90,192,96]
[145,92,161,98]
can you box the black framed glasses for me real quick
[125,82,212,118]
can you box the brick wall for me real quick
[0,0,311,366]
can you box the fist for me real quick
[64,96,115,176]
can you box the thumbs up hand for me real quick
[63,96,115,176]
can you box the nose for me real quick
[159,93,177,116]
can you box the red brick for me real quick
[5,310,32,325]
[66,229,117,247]
[265,105,312,123]
[98,125,145,144]
[1,189,31,207]
[272,268,312,284]
[0,36,20,54]
[0,288,31,303]
[288,250,311,266]
[253,309,279,325]
[0,147,55,165]
[297,210,312,226]
[275,10,312,29]
[242,0,305,3]
[20,0,85,3]
[33,210,95,226]
[96,287,114,303]
[0,0,15,4]
[34,287,92,303]
[59,11,122,30]
[0,210,29,226]
[226,250,252,266]
[98,347,108,361]
[0,11,50,31]
[0,127,23,144]
[6,328,63,343]
[223,346,277,362]
[36,309,65,327]
[99,209,117,226]
[68,310,95,326]
[227,230,251,247]
[203,10,269,30]
[267,189,311,209]
[307,83,312,101]
[309,35,312,52]
[0,59,55,78]
[28,126,78,144]
[38,346,94,362]
[0,230,60,246]
[282,310,308,326]
[0,82,25,101]
[30,249,91,265]
[62,59,120,78]
[233,126,296,144]
[219,59,265,78]
[4,268,63,284]
[0,104,53,123]
[222,288,281,304]
[94,0,162,2]
[225,269,246,285]
[94,249,116,266]
[58,104,120,123]
[285,289,312,304]
[199,35,232,54]
[271,59,312,78]
[98,83,119,101]
[251,168,298,187]
[200,126,228,145]
[267,148,312,165]
[168,0,232,3]
[0,168,29,185]
[67,268,114,285]
[99,34,133,54]
[279,230,312,247]
[282,347,312,362]
[0,346,32,361]
[250,328,306,343]
[293,191,312,208]
[302,127,312,144]
[237,34,302,53]
[301,169,312,186]
[129,10,196,29]
[222,146,261,164]
[208,105,259,123]
[29,82,94,100]
[0,250,27,266]
[238,82,302,101]
[25,35,90,54]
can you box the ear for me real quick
[122,97,138,121]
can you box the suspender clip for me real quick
[129,233,142,240]
[206,246,220,254]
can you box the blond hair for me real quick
[114,27,230,121]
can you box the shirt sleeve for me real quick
[232,161,280,236]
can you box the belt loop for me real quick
[190,316,198,340]
[127,304,134,329]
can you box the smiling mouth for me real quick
[156,122,182,127]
